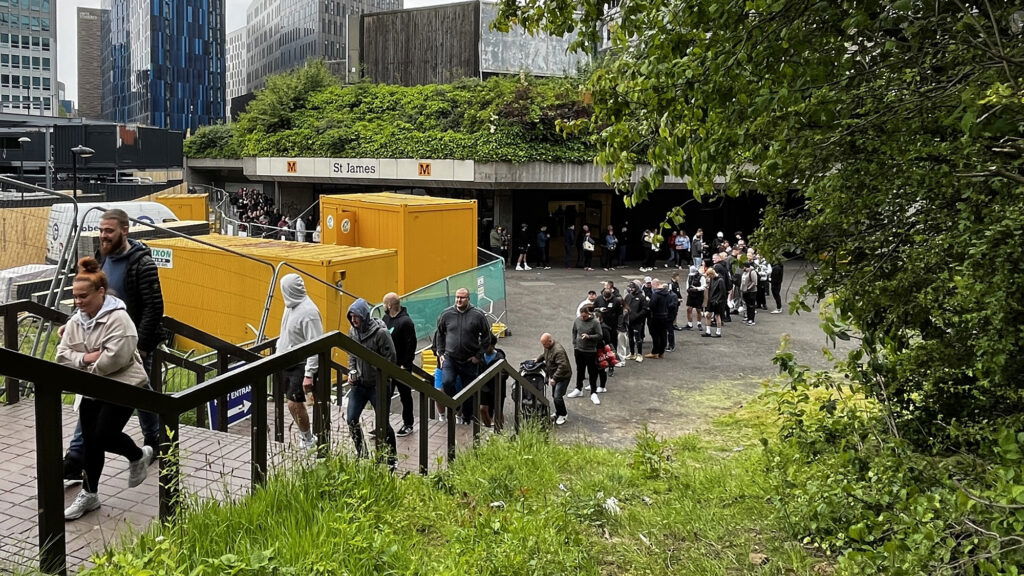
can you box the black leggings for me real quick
[573,349,599,393]
[628,322,645,355]
[80,397,144,494]
[770,263,784,309]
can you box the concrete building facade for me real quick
[0,0,57,115]
[76,7,104,119]
[100,0,226,131]
[244,0,399,93]
[225,27,246,119]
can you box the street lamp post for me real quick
[17,136,30,199]
[70,145,95,198]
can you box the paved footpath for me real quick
[0,259,837,573]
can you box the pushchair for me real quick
[515,359,549,423]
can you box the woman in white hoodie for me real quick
[57,257,153,520]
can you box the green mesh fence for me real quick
[370,258,508,348]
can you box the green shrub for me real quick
[764,341,1024,575]
[184,63,597,163]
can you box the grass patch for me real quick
[76,405,819,576]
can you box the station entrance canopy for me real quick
[232,156,693,190]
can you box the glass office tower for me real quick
[101,0,226,131]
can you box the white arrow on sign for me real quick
[228,400,252,418]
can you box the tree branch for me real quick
[952,477,1024,510]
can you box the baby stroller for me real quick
[516,359,549,423]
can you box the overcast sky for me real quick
[57,0,451,105]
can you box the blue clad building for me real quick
[101,0,225,132]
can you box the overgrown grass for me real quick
[77,403,822,576]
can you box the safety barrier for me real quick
[0,299,550,576]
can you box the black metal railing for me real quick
[0,299,550,576]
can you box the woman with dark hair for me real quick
[57,257,153,520]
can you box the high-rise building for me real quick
[0,0,57,115]
[101,0,226,131]
[77,7,104,119]
[245,0,399,94]
[225,27,246,119]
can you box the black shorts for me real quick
[686,292,704,309]
[283,364,317,403]
[709,302,728,317]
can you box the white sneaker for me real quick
[515,265,524,271]
[128,445,154,488]
[597,387,607,393]
[64,490,100,520]
[635,354,644,363]
[615,361,625,367]
[555,416,567,426]
[591,393,601,405]
[771,309,782,314]
[523,264,532,270]
[299,434,317,451]
[566,388,583,398]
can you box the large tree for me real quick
[496,0,1024,444]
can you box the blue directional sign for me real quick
[207,385,253,429]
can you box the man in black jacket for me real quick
[64,208,165,485]
[383,292,417,437]
[436,288,492,423]
[645,280,671,358]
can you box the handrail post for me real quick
[148,348,163,393]
[312,351,330,458]
[194,369,208,428]
[374,367,387,458]
[492,373,502,434]
[472,391,481,445]
[252,375,268,486]
[158,411,181,520]
[34,384,65,576]
[216,353,229,432]
[272,371,284,443]
[418,389,428,474]
[514,380,522,435]
[446,405,456,463]
[4,310,21,404]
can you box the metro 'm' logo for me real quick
[417,162,431,177]
[286,161,298,173]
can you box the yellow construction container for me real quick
[154,193,209,223]
[147,235,398,365]
[319,192,477,293]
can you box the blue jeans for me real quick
[346,384,396,466]
[552,379,570,417]
[67,353,160,460]
[442,357,479,422]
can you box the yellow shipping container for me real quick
[154,193,209,223]
[320,192,477,293]
[147,235,398,365]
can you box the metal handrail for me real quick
[0,300,550,576]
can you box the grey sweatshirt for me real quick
[572,316,603,352]
[277,274,324,377]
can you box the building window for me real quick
[42,57,48,70]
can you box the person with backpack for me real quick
[684,264,707,331]
[703,268,727,338]
[623,280,649,361]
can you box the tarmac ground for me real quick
[485,259,839,448]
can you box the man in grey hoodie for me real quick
[346,298,398,468]
[277,274,324,451]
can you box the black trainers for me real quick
[63,455,84,488]
[396,424,414,437]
